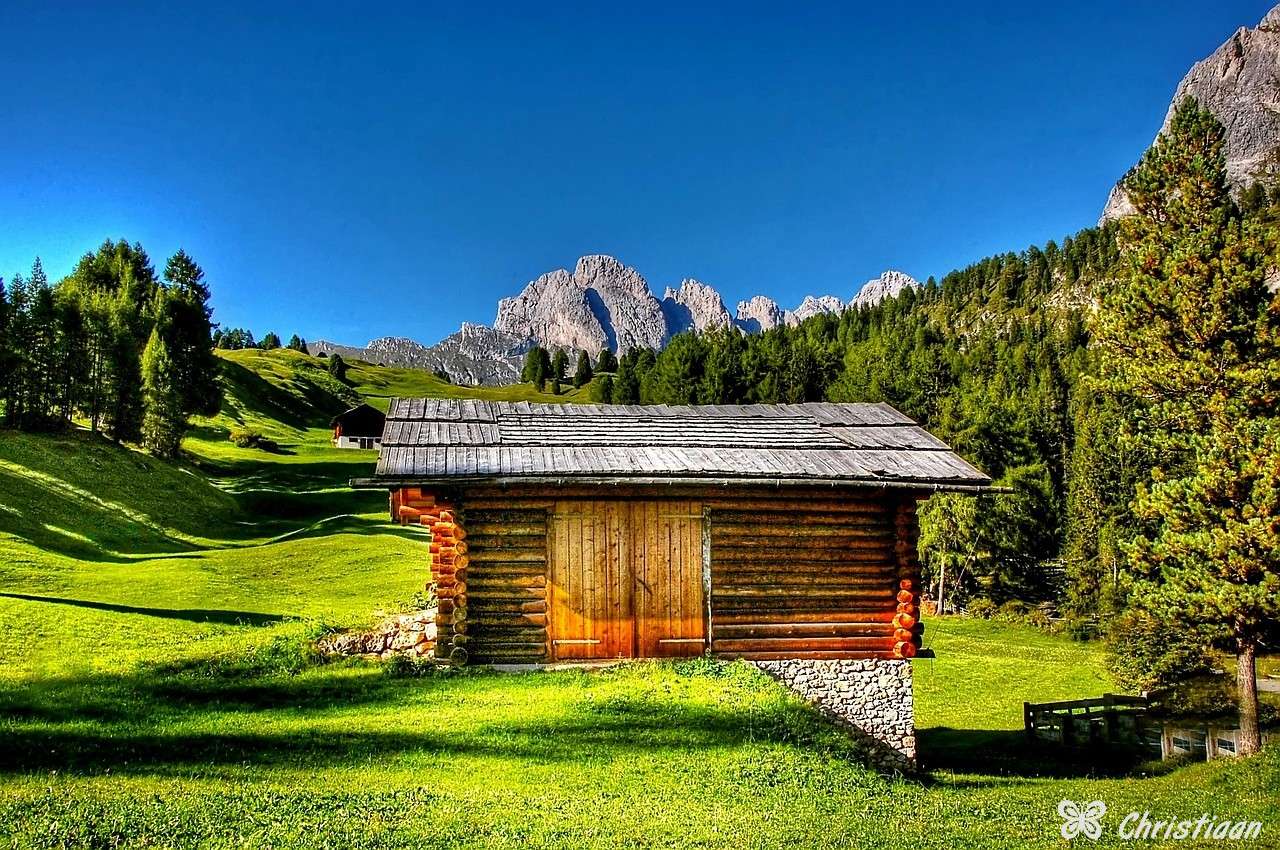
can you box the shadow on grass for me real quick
[918,726,1146,780]
[0,593,287,627]
[0,664,879,778]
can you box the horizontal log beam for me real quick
[716,650,900,661]
[713,637,896,653]
[712,610,896,625]
[712,622,895,639]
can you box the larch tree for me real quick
[573,350,593,388]
[162,250,221,417]
[521,346,549,390]
[551,348,569,394]
[141,324,186,458]
[1092,98,1280,754]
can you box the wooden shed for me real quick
[331,403,386,450]
[353,399,990,666]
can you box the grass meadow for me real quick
[0,351,1275,848]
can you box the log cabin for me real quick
[352,398,990,666]
[331,403,386,450]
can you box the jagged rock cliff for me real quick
[735,295,788,333]
[853,270,920,307]
[1102,4,1280,221]
[661,279,734,334]
[495,255,667,354]
[788,295,845,325]
[309,323,531,386]
[319,259,922,385]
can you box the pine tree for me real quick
[0,277,9,420]
[551,349,568,384]
[287,334,307,352]
[521,346,551,391]
[162,250,221,416]
[327,353,348,382]
[1092,98,1280,755]
[141,326,186,458]
[59,240,160,436]
[591,374,614,404]
[595,348,618,374]
[573,350,593,388]
[260,331,281,350]
[613,354,640,404]
[104,294,145,442]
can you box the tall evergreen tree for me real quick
[59,240,159,437]
[595,348,618,374]
[521,346,551,391]
[327,353,348,382]
[1093,98,1280,755]
[141,325,186,458]
[162,250,221,416]
[573,350,593,388]
[0,277,10,419]
[612,351,641,404]
[260,331,281,350]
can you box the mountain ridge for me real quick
[310,261,921,385]
[1102,3,1280,221]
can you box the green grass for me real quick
[0,354,1276,848]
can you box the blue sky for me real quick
[1,1,1273,345]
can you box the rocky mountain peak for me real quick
[1102,4,1280,221]
[322,257,925,387]
[735,295,788,333]
[853,270,921,307]
[662,279,733,334]
[494,255,667,354]
[788,295,845,325]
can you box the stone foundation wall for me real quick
[318,609,437,659]
[753,658,915,772]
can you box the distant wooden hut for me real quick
[353,399,990,666]
[331,403,386,450]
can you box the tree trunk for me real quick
[936,559,947,616]
[1236,637,1261,756]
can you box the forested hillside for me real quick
[586,226,1126,622]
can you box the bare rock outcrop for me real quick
[788,294,845,325]
[494,255,667,354]
[852,270,921,308]
[316,258,926,386]
[735,295,789,333]
[1102,4,1280,222]
[662,278,733,335]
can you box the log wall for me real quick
[389,486,924,665]
[707,494,921,660]
[462,501,550,664]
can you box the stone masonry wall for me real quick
[753,658,915,772]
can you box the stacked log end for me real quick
[394,487,469,665]
[892,498,924,660]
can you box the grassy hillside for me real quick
[186,349,597,480]
[0,351,1275,847]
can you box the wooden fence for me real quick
[1024,693,1150,748]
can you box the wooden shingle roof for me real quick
[359,399,991,490]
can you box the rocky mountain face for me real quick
[662,279,733,334]
[1102,4,1280,221]
[734,295,788,333]
[852,270,921,307]
[494,256,668,354]
[310,323,532,385]
[316,259,920,386]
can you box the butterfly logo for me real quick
[1057,800,1107,841]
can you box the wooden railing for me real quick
[1024,693,1149,747]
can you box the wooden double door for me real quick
[548,500,706,660]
